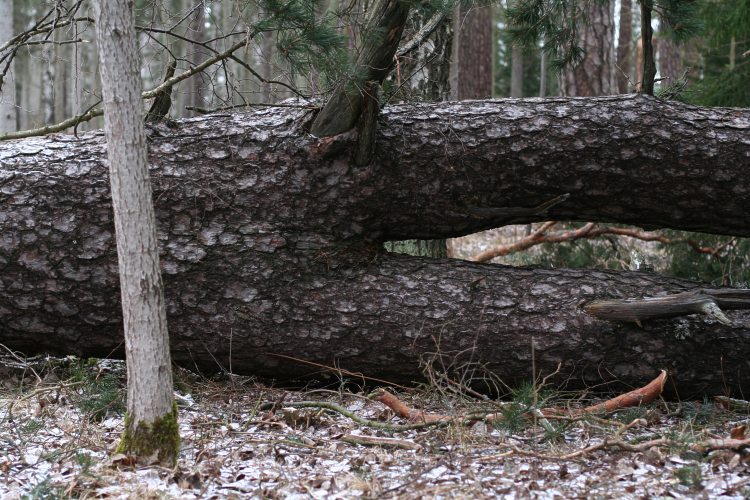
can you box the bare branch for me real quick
[472,223,735,263]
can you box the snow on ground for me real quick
[1,358,749,499]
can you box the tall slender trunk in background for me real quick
[561,0,616,96]
[508,0,524,98]
[510,44,524,97]
[616,0,633,93]
[455,2,493,99]
[260,31,275,102]
[657,16,684,87]
[0,0,16,132]
[93,0,178,466]
[41,33,56,125]
[639,0,656,95]
[538,37,547,97]
[189,3,208,112]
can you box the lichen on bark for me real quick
[116,402,179,465]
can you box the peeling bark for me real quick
[1,96,750,395]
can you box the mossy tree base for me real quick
[116,402,179,466]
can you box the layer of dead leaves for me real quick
[1,358,749,499]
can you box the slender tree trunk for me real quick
[93,0,177,466]
[189,4,208,113]
[455,3,493,99]
[508,0,523,97]
[41,37,56,125]
[657,17,684,87]
[0,0,16,133]
[561,0,616,96]
[538,38,547,97]
[260,30,275,103]
[639,0,656,95]
[616,0,633,93]
[311,0,410,136]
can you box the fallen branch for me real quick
[584,289,750,325]
[341,433,423,450]
[472,222,735,263]
[550,370,668,417]
[256,401,445,431]
[690,438,750,454]
[714,396,750,412]
[373,371,668,425]
[477,437,668,463]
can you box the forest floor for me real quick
[1,356,749,499]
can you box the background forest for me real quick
[4,0,746,285]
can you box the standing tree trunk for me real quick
[616,0,633,93]
[657,17,684,87]
[41,36,56,125]
[455,3,493,99]
[0,0,16,133]
[93,0,178,466]
[561,0,616,96]
[508,0,524,98]
[639,0,656,95]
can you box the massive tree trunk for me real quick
[1,95,750,396]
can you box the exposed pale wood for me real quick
[584,289,750,325]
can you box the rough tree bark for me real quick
[561,0,616,97]
[657,17,684,87]
[1,96,750,396]
[93,0,178,464]
[455,3,493,100]
[616,0,633,93]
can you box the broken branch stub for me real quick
[584,288,750,325]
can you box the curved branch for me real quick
[473,223,736,263]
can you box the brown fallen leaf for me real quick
[730,425,747,440]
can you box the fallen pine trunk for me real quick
[1,95,749,396]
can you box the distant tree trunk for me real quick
[561,0,616,96]
[510,44,524,97]
[93,0,178,466]
[260,32,274,103]
[507,0,524,98]
[639,0,656,95]
[657,17,684,87]
[455,3,493,99]
[394,9,452,102]
[616,0,633,93]
[188,4,208,112]
[0,0,16,132]
[538,37,547,97]
[41,37,56,125]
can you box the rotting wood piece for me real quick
[583,288,750,326]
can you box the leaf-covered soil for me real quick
[1,356,749,499]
